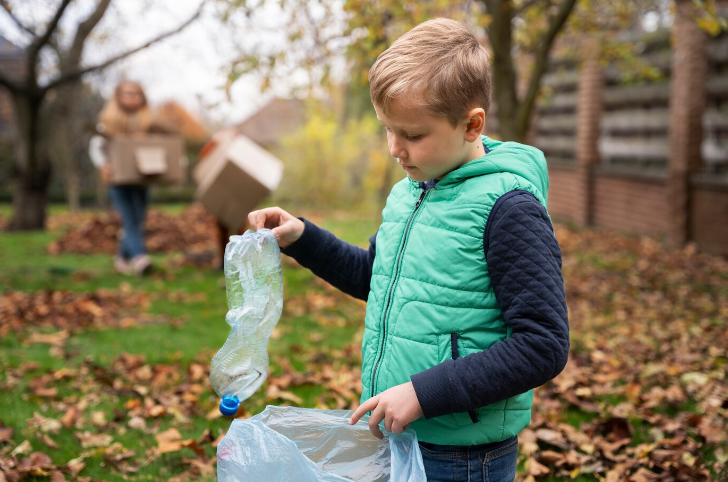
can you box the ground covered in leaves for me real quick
[0,205,726,481]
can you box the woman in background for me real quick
[90,80,154,275]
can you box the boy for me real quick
[248,18,569,482]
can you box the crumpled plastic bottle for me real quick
[209,229,283,416]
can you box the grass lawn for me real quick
[0,204,374,482]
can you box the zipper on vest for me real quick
[371,188,429,398]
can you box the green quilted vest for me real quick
[361,135,550,445]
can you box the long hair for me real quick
[98,81,155,135]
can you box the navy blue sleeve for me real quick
[411,191,569,419]
[281,218,375,301]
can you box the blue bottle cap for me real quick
[219,395,240,416]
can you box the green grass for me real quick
[0,204,378,481]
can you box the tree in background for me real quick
[222,0,724,210]
[224,0,579,143]
[0,0,206,231]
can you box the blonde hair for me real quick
[369,18,491,126]
[99,81,155,135]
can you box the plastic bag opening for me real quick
[217,406,426,482]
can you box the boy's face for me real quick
[374,97,482,182]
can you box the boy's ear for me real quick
[463,108,485,141]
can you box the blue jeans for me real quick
[419,436,518,482]
[108,185,149,260]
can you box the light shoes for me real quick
[114,255,152,276]
[131,254,152,276]
[114,256,131,275]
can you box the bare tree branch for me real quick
[515,0,577,135]
[65,0,112,68]
[44,0,207,92]
[28,0,72,67]
[0,0,38,36]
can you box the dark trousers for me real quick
[108,185,149,260]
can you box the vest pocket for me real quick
[450,333,479,424]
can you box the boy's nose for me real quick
[389,139,406,159]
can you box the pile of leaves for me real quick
[0,289,150,336]
[47,204,218,257]
[516,227,728,481]
[1,211,101,234]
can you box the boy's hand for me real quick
[248,207,304,248]
[348,382,423,439]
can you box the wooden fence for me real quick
[533,13,728,257]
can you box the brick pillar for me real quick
[575,37,602,226]
[668,0,708,247]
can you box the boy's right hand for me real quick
[248,207,304,248]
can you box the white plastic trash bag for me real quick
[217,406,426,482]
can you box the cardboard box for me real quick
[107,134,186,185]
[194,134,284,231]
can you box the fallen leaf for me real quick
[0,425,13,443]
[528,456,550,476]
[205,408,223,421]
[535,428,570,451]
[128,416,146,430]
[11,440,32,456]
[156,428,184,454]
[25,331,69,347]
[62,456,86,478]
[16,451,53,474]
[49,470,66,482]
[266,385,303,405]
[90,411,106,427]
[28,413,61,434]
[629,467,660,481]
[36,433,58,449]
[74,431,112,448]
[60,407,80,429]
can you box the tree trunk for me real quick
[51,83,83,212]
[6,93,51,231]
[487,1,522,142]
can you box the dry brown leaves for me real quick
[47,204,218,258]
[4,213,726,480]
[0,354,220,481]
[521,225,728,481]
[267,344,363,411]
[0,343,363,481]
[0,289,150,336]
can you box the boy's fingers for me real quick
[255,210,267,230]
[349,397,377,425]
[368,407,384,440]
[247,211,257,229]
[391,419,407,435]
